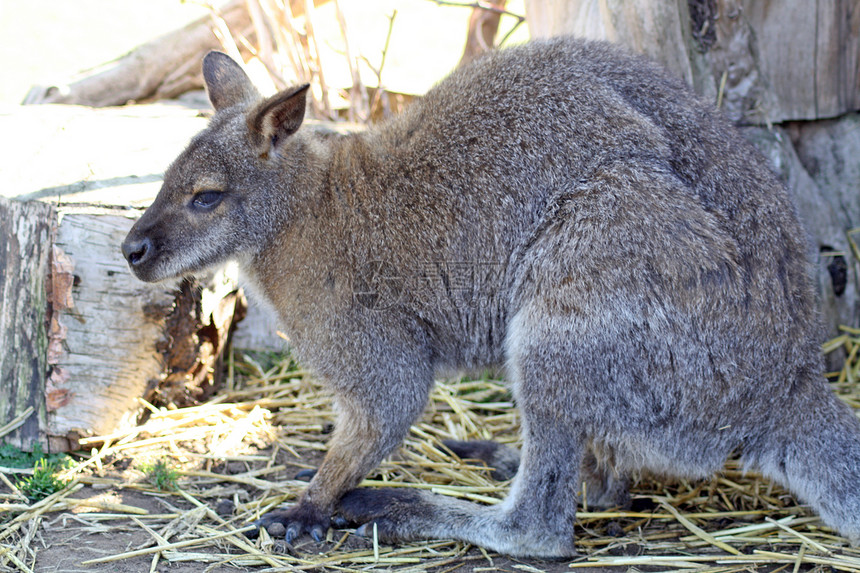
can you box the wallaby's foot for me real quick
[249,502,330,544]
[441,439,520,481]
[335,487,577,557]
[334,487,428,542]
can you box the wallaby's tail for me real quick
[754,388,860,544]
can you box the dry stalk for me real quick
[362,9,398,120]
[333,0,370,122]
[0,406,35,440]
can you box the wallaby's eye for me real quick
[191,191,224,211]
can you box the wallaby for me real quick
[122,37,860,558]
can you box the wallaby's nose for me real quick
[122,236,153,267]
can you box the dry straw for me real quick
[3,330,860,571]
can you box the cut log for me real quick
[45,207,243,451]
[0,102,301,357]
[0,103,289,452]
[23,0,252,107]
[0,201,245,452]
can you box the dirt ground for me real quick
[27,493,598,573]
[19,444,607,573]
[33,488,218,573]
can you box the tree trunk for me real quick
[0,199,54,449]
[0,202,245,452]
[523,0,860,124]
[524,0,697,87]
[458,1,509,67]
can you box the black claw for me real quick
[331,515,350,528]
[294,468,317,481]
[248,505,330,546]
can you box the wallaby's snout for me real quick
[121,213,168,283]
[121,235,153,269]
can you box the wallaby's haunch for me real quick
[122,37,860,557]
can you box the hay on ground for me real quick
[2,328,860,572]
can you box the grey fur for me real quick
[122,37,860,558]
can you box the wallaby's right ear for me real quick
[248,84,311,155]
[202,51,260,111]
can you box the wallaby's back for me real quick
[331,38,818,378]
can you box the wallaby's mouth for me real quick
[122,229,238,284]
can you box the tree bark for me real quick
[0,198,55,449]
[743,0,860,122]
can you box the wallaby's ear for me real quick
[202,51,260,111]
[248,83,311,152]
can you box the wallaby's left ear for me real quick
[248,83,311,153]
[203,51,260,111]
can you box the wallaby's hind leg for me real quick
[441,439,629,509]
[336,412,585,557]
[755,391,860,545]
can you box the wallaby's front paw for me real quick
[334,487,427,543]
[250,504,330,544]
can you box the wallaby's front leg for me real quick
[254,411,377,542]
[254,368,433,544]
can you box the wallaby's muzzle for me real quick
[121,235,153,269]
[121,222,166,283]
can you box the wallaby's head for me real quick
[121,52,311,282]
